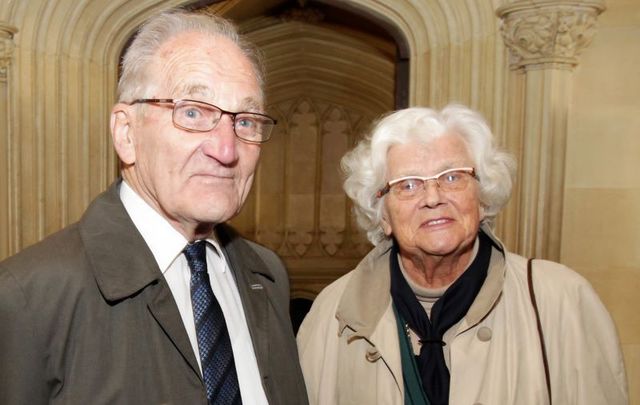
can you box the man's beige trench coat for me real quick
[297,228,628,405]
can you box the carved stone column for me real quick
[0,22,17,259]
[496,1,604,260]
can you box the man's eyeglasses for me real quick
[128,99,277,144]
[376,167,478,199]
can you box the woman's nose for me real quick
[420,179,444,208]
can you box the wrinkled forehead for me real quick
[146,31,263,103]
[385,133,475,172]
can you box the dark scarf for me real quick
[390,230,492,405]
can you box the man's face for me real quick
[113,32,263,238]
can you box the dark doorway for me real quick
[290,297,314,335]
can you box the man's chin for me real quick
[181,188,245,222]
[195,203,241,225]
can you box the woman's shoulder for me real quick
[303,270,360,329]
[503,251,600,305]
[296,271,355,350]
[312,241,393,307]
[505,251,590,283]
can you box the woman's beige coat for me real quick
[297,228,628,405]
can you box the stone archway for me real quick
[0,0,604,268]
[228,4,399,295]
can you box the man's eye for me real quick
[181,106,204,120]
[236,117,257,129]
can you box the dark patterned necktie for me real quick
[184,241,242,405]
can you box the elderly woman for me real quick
[296,105,628,405]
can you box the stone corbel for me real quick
[497,1,605,70]
[0,23,18,82]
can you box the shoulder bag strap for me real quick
[527,258,552,405]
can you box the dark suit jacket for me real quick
[0,181,308,405]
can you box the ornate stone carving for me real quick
[288,230,314,257]
[0,23,18,82]
[320,227,343,256]
[497,1,605,70]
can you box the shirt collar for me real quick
[119,181,188,274]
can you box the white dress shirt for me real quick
[119,181,268,404]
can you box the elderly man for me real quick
[0,10,308,405]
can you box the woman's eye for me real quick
[443,173,459,183]
[400,179,421,191]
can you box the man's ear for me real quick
[110,104,136,165]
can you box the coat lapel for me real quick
[336,239,393,339]
[147,279,202,377]
[216,225,273,380]
[79,180,200,377]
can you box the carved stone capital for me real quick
[0,23,18,82]
[496,1,605,70]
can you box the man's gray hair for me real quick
[342,104,516,245]
[117,9,264,102]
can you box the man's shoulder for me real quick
[217,224,284,271]
[242,238,281,264]
[0,222,93,302]
[1,223,85,275]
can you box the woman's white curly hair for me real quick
[342,104,516,245]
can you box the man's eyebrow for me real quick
[172,83,211,98]
[188,85,212,98]
[172,83,263,111]
[240,97,263,112]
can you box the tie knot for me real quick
[184,240,207,274]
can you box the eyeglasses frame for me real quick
[127,98,277,144]
[376,167,478,198]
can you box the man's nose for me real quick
[206,114,238,165]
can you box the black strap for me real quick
[527,258,552,405]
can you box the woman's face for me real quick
[380,133,483,259]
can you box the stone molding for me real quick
[497,1,605,70]
[0,23,18,82]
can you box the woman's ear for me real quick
[380,207,393,237]
[110,104,136,165]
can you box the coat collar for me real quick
[79,180,276,301]
[335,223,507,339]
[459,224,506,332]
[335,239,394,339]
[79,181,203,377]
[79,180,161,301]
[79,180,278,384]
[216,224,275,283]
